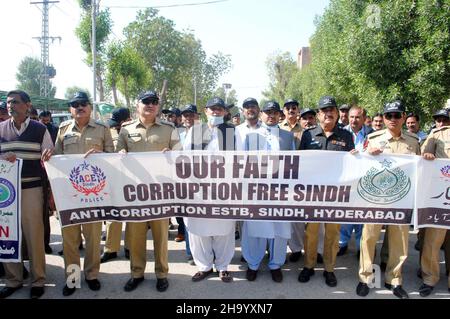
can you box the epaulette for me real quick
[368,129,385,139]
[121,119,136,127]
[94,119,108,127]
[160,119,175,128]
[430,126,449,134]
[59,119,72,128]
[403,131,419,141]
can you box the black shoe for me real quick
[156,278,169,292]
[270,268,283,283]
[23,265,29,279]
[246,269,258,281]
[298,267,315,283]
[124,277,144,292]
[30,286,45,299]
[85,278,101,291]
[100,252,118,263]
[385,283,409,299]
[192,269,214,282]
[58,250,64,256]
[235,230,240,240]
[0,286,23,299]
[289,251,302,262]
[380,262,387,272]
[45,245,53,254]
[124,248,130,260]
[337,246,348,256]
[317,253,323,264]
[419,283,434,297]
[356,282,369,297]
[323,271,337,287]
[62,285,76,296]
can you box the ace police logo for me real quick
[69,161,107,203]
[357,159,411,204]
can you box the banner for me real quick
[416,158,450,229]
[0,159,22,262]
[45,150,420,228]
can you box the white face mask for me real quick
[207,115,224,126]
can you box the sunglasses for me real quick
[70,101,88,108]
[384,113,402,120]
[141,98,159,105]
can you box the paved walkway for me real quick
[1,216,449,299]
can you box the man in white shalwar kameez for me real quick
[183,97,236,283]
[240,101,294,282]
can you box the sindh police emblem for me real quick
[357,159,411,204]
[69,161,106,196]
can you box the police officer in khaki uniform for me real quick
[356,101,420,299]
[298,96,355,287]
[116,91,180,293]
[101,107,132,263]
[418,109,450,297]
[53,92,114,296]
[280,99,302,149]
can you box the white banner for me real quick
[416,158,450,229]
[45,150,420,228]
[0,159,22,262]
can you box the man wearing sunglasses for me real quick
[418,109,450,297]
[357,100,420,299]
[117,90,180,293]
[52,91,114,297]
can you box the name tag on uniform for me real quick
[63,133,78,140]
[128,133,141,138]
[331,140,346,147]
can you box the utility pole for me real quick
[31,0,61,107]
[92,0,98,119]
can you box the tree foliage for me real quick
[16,56,56,97]
[262,52,298,103]
[271,0,450,119]
[123,8,231,108]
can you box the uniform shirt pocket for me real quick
[127,134,142,143]
[85,137,103,151]
[63,135,79,153]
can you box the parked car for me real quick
[51,113,72,127]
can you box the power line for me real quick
[104,0,229,9]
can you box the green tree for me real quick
[123,8,231,107]
[75,0,112,101]
[287,0,450,119]
[262,52,297,104]
[105,42,152,108]
[16,56,56,97]
[213,87,238,106]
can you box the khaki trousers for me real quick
[62,222,102,280]
[128,219,169,279]
[421,228,450,287]
[304,223,340,272]
[104,222,130,253]
[359,224,409,286]
[4,187,46,288]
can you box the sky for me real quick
[0,0,329,105]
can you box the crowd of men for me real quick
[0,89,449,299]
